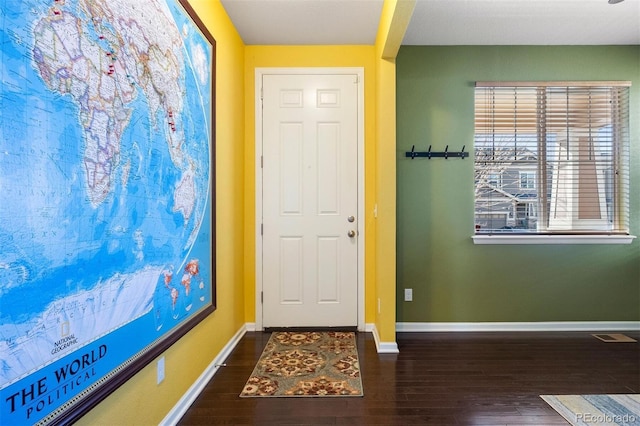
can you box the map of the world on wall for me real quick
[0,0,215,423]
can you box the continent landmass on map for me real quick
[0,266,162,388]
[31,0,195,217]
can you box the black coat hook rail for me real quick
[406,145,469,160]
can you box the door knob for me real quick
[347,215,355,223]
[347,230,356,238]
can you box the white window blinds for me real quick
[474,82,630,235]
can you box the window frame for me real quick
[472,81,635,245]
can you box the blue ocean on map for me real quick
[0,0,213,414]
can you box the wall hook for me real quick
[404,145,469,160]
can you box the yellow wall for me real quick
[373,0,414,343]
[77,1,247,424]
[375,1,396,343]
[243,45,378,326]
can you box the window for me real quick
[474,81,630,237]
[488,172,502,188]
[519,171,536,190]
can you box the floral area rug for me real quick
[240,331,363,397]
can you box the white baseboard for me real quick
[160,324,248,426]
[368,323,399,353]
[396,321,640,332]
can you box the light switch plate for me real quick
[404,288,413,302]
[157,356,165,384]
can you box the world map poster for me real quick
[0,0,215,424]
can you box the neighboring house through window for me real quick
[474,81,630,236]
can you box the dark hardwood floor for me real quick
[178,330,640,425]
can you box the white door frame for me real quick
[255,67,365,331]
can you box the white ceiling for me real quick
[220,0,384,45]
[220,0,640,46]
[405,0,640,45]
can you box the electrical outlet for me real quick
[157,356,165,384]
[404,288,413,302]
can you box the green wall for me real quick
[396,46,640,323]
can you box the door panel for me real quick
[261,73,358,327]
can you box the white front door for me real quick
[260,71,360,328]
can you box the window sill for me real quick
[472,235,637,245]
